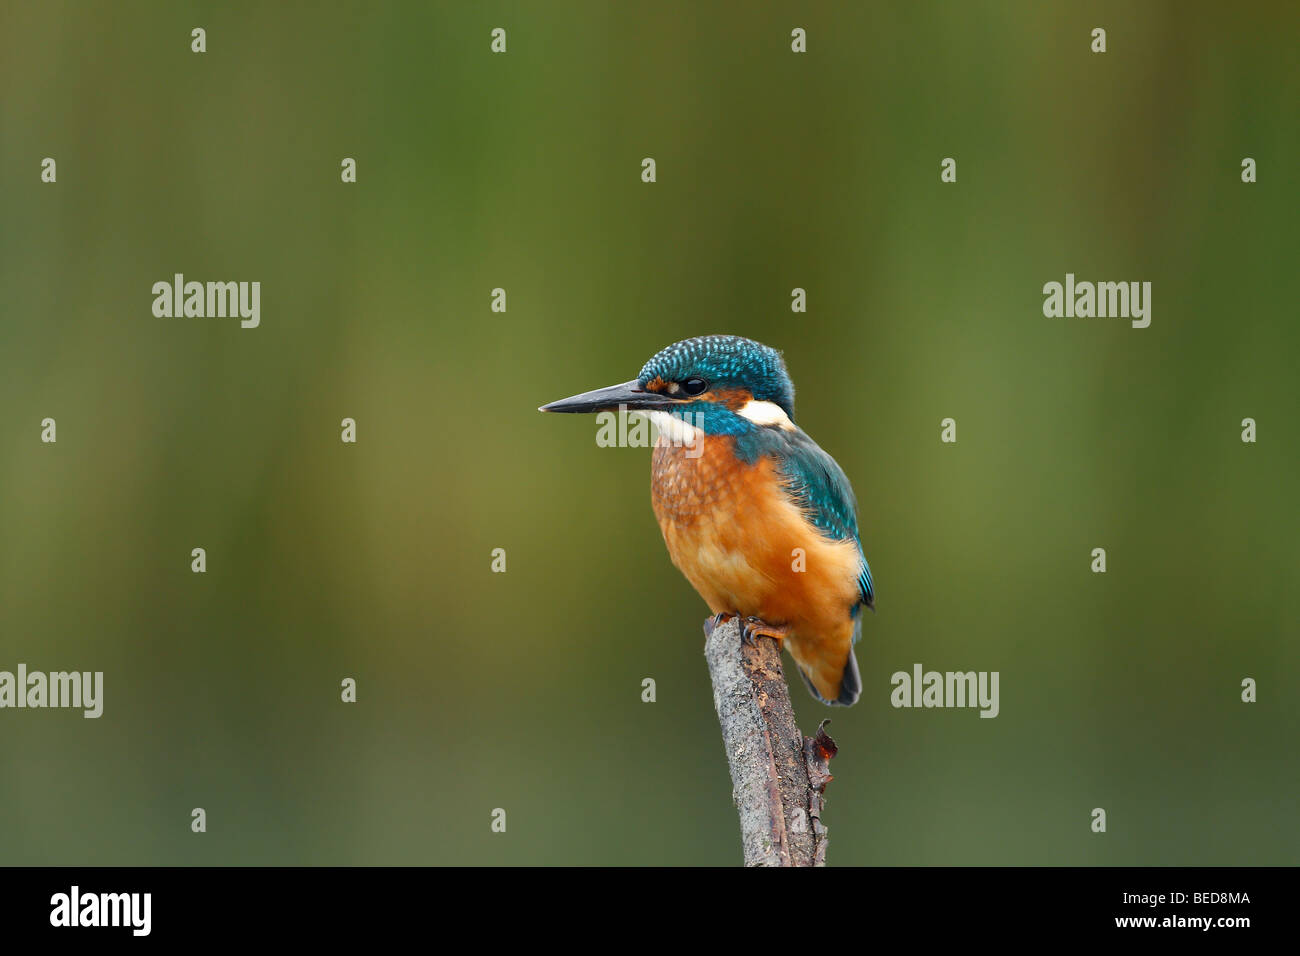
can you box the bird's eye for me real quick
[681,378,708,396]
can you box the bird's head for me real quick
[539,335,795,434]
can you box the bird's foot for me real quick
[703,611,737,638]
[741,616,792,647]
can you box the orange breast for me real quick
[650,433,861,700]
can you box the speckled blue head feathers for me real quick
[637,335,795,420]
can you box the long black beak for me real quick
[538,379,681,414]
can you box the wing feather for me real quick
[768,428,875,617]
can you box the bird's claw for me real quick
[703,611,736,638]
[741,615,790,646]
[707,612,785,646]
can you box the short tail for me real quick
[789,627,861,707]
[794,648,860,707]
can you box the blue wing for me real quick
[767,428,875,617]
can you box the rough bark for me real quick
[703,616,838,866]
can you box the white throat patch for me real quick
[638,410,703,448]
[737,399,794,429]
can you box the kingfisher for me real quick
[539,335,873,706]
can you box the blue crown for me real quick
[637,335,795,420]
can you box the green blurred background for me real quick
[1,1,1296,865]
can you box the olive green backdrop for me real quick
[1,1,1296,865]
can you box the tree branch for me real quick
[703,616,838,866]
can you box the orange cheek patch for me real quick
[700,388,752,410]
[643,376,669,392]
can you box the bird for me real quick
[539,335,873,706]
